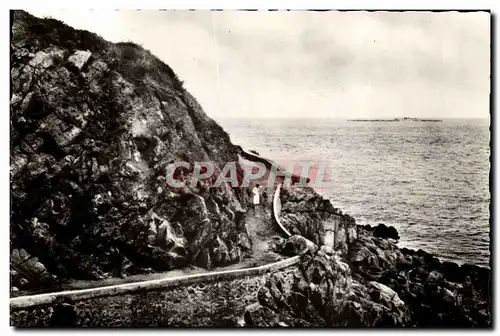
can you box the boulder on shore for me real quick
[281,235,318,256]
[372,224,400,240]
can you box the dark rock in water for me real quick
[359,224,374,231]
[441,261,464,283]
[341,222,492,327]
[372,224,399,240]
[347,227,492,327]
[401,247,415,255]
[426,270,445,285]
[460,263,491,299]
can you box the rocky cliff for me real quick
[10,10,251,289]
[246,227,491,327]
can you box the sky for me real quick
[25,9,491,120]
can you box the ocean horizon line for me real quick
[214,116,490,121]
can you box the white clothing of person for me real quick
[252,186,260,205]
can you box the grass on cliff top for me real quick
[11,10,185,93]
[11,10,109,54]
[113,41,185,93]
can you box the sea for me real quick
[217,118,491,268]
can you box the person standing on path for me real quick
[252,184,260,207]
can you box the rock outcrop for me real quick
[245,236,411,327]
[11,248,56,290]
[10,10,251,286]
[278,186,357,258]
[349,225,491,327]
[245,226,491,327]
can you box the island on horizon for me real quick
[348,117,443,122]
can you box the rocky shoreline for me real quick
[238,184,491,328]
[245,223,491,327]
[10,179,491,327]
[11,223,491,328]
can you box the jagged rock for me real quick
[244,303,281,327]
[29,48,65,69]
[282,235,318,256]
[11,248,54,288]
[353,246,373,263]
[427,270,445,284]
[11,93,23,106]
[67,50,91,70]
[258,286,278,311]
[368,281,405,309]
[440,287,458,305]
[228,244,242,262]
[194,248,212,269]
[251,221,490,328]
[86,60,108,93]
[266,236,286,253]
[359,224,374,231]
[320,245,335,256]
[238,232,252,250]
[349,227,491,327]
[19,91,35,115]
[148,213,186,254]
[10,10,251,284]
[139,248,188,271]
[211,235,231,266]
[251,248,411,327]
[10,154,28,177]
[278,187,334,246]
[441,261,464,283]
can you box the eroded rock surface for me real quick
[279,186,357,257]
[10,10,251,285]
[349,226,491,326]
[248,227,491,327]
[245,237,411,327]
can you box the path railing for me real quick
[272,183,292,237]
[10,255,300,311]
